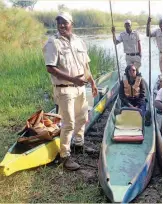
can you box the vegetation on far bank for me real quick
[33,9,159,30]
[1,1,160,33]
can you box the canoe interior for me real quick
[9,132,52,155]
[102,81,155,186]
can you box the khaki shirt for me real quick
[151,28,162,52]
[43,33,90,85]
[116,31,140,54]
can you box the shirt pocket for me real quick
[122,35,129,42]
[59,48,71,67]
[76,47,86,66]
[130,34,137,42]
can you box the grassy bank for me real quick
[0,46,114,203]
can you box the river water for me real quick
[82,33,160,87]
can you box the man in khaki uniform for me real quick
[146,18,162,73]
[112,20,142,72]
[43,12,98,171]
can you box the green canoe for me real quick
[98,80,156,203]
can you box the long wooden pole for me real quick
[109,0,121,83]
[149,0,151,93]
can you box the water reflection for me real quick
[82,34,160,88]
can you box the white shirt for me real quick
[43,33,90,85]
[156,88,162,102]
[151,28,162,52]
[116,31,140,54]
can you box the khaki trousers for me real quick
[54,86,88,158]
[159,52,162,73]
[126,55,141,72]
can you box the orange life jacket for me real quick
[123,76,142,97]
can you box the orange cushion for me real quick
[113,135,144,143]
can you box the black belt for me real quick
[56,84,78,87]
[126,53,140,56]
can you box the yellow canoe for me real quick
[0,137,60,176]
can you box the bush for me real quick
[0,7,46,51]
[33,11,57,28]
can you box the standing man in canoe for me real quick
[43,12,98,171]
[111,20,142,73]
[146,18,162,73]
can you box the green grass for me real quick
[0,48,54,128]
[0,46,114,203]
[0,165,107,203]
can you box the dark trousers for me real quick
[139,103,146,116]
[121,99,146,116]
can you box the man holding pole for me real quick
[111,20,142,73]
[146,17,162,73]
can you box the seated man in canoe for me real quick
[119,64,146,116]
[154,87,162,131]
